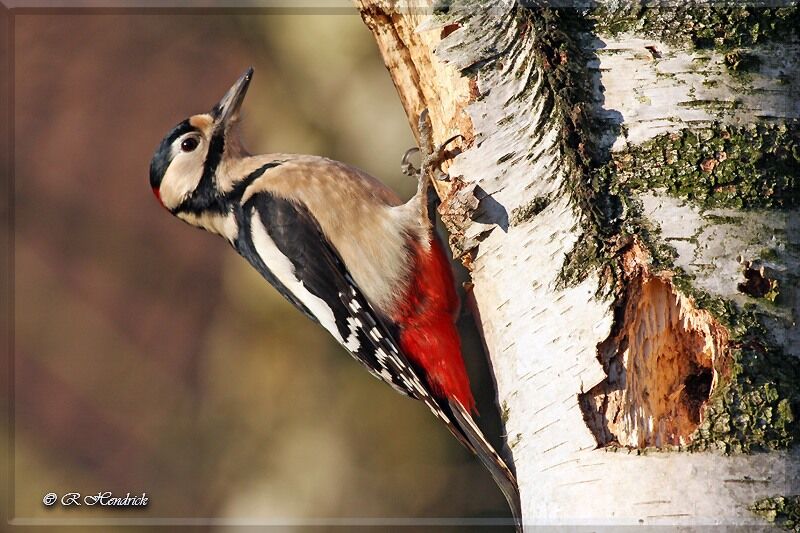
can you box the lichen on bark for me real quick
[604,122,800,210]
[750,495,800,532]
[573,1,800,455]
[695,357,797,453]
[688,309,800,453]
[617,189,800,451]
[502,3,800,455]
[581,241,800,453]
[589,3,799,50]
[509,195,552,226]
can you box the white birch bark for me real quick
[357,1,800,528]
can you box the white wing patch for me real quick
[250,212,345,345]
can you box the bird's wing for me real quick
[233,190,521,528]
[233,191,440,405]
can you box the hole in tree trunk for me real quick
[580,245,729,448]
[684,365,713,425]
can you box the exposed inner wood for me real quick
[355,0,473,200]
[581,245,730,448]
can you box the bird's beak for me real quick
[212,67,253,131]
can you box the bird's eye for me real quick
[181,137,199,152]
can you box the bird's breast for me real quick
[177,209,239,242]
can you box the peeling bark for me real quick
[356,1,799,528]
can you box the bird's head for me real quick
[149,67,253,212]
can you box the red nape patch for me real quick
[152,187,164,207]
[393,237,477,414]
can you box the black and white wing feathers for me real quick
[232,190,521,529]
[234,192,443,414]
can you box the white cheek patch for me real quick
[250,213,346,346]
[159,141,207,209]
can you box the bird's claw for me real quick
[424,134,464,180]
[401,108,464,182]
[401,147,420,177]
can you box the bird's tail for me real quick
[449,398,522,532]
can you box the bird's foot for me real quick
[401,147,420,177]
[400,109,464,182]
[423,133,464,181]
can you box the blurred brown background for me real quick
[4,6,511,531]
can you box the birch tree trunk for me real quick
[356,1,800,529]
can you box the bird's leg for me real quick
[417,108,464,182]
[402,109,464,227]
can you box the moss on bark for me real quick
[750,495,800,532]
[589,4,799,50]
[667,275,800,453]
[514,4,800,453]
[605,122,800,210]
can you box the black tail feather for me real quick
[448,399,522,532]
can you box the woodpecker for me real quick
[150,68,520,525]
